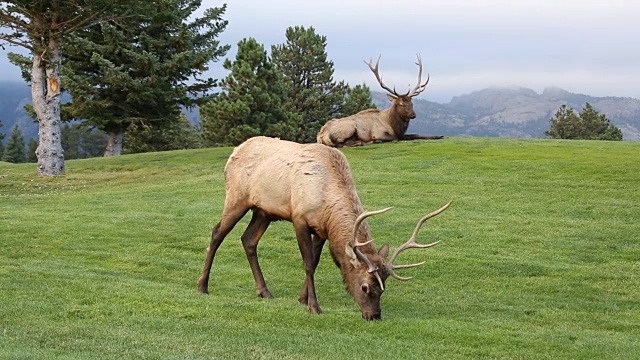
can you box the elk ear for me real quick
[387,94,397,102]
[378,243,390,260]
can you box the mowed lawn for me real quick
[1,137,638,359]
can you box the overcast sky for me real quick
[2,0,639,103]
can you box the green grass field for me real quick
[1,137,638,359]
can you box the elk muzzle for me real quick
[362,311,382,320]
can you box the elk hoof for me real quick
[197,279,209,294]
[362,313,382,321]
[258,290,273,299]
[308,304,322,315]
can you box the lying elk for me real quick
[317,54,443,147]
[197,136,451,320]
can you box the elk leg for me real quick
[298,235,326,305]
[197,207,249,294]
[341,139,365,147]
[241,210,273,298]
[294,222,322,314]
[400,134,444,140]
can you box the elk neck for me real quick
[385,104,411,136]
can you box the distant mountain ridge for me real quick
[373,86,640,140]
[0,82,36,143]
[2,81,639,143]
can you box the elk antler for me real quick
[365,54,430,98]
[354,247,386,291]
[352,207,393,290]
[364,55,401,98]
[386,200,452,281]
[407,53,429,98]
[352,207,392,247]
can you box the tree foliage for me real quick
[340,83,376,117]
[545,103,623,141]
[124,113,201,153]
[26,138,37,162]
[271,26,348,142]
[0,120,5,159]
[62,0,229,155]
[1,0,135,175]
[2,125,26,163]
[60,123,109,160]
[200,37,301,146]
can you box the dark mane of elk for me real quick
[197,136,452,320]
[317,54,443,148]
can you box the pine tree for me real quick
[600,124,624,141]
[1,0,135,175]
[578,103,622,141]
[80,128,110,158]
[545,103,622,141]
[340,83,376,117]
[62,0,229,156]
[125,113,201,153]
[27,138,38,163]
[61,123,109,159]
[2,125,26,163]
[0,120,5,159]
[61,123,81,160]
[271,26,349,142]
[545,104,581,139]
[201,37,302,146]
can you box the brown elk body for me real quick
[317,54,443,147]
[197,136,451,320]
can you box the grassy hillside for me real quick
[1,137,638,359]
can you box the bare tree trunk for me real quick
[32,38,65,176]
[104,130,124,157]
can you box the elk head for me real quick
[365,54,430,121]
[348,201,451,320]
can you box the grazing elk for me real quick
[197,136,451,320]
[317,54,443,147]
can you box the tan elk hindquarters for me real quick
[197,136,451,320]
[317,54,443,148]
